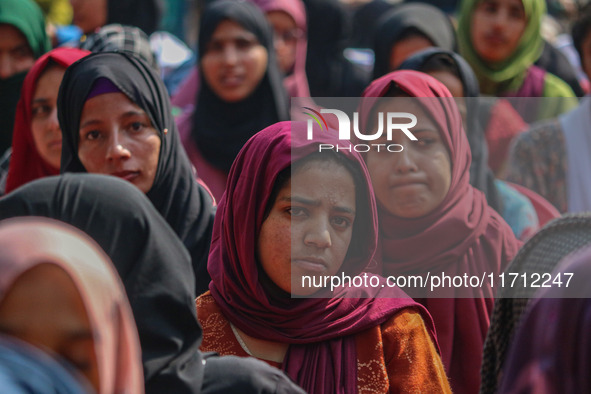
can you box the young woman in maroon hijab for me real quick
[358,70,521,394]
[196,120,451,393]
[3,47,90,194]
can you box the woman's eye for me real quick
[31,106,50,117]
[236,38,256,50]
[417,138,435,147]
[332,216,351,229]
[288,207,306,217]
[128,122,145,132]
[84,130,100,141]
[482,3,497,13]
[206,42,223,53]
[509,7,524,19]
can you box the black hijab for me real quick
[107,0,163,35]
[57,52,215,295]
[192,0,289,173]
[399,48,501,213]
[371,3,457,80]
[302,0,369,98]
[0,173,204,393]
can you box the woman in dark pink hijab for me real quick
[359,70,521,394]
[196,120,451,393]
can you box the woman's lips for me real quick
[48,140,62,150]
[292,258,328,273]
[111,171,140,182]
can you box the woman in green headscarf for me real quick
[457,0,576,121]
[0,0,51,154]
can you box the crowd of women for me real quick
[0,0,590,392]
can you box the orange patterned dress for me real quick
[197,292,451,393]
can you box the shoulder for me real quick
[543,72,577,98]
[196,293,249,358]
[512,119,564,154]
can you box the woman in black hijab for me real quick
[179,0,289,200]
[57,52,215,295]
[371,3,456,80]
[0,173,307,394]
[399,48,540,241]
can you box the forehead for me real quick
[478,0,525,8]
[34,66,67,94]
[81,92,143,117]
[373,97,438,127]
[0,24,30,50]
[426,70,465,98]
[289,159,356,201]
[210,19,256,41]
[266,11,296,28]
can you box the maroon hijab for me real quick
[6,47,90,194]
[208,120,437,394]
[359,70,521,394]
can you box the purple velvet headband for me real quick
[86,77,121,100]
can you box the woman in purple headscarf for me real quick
[196,120,451,393]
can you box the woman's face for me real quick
[31,65,66,170]
[257,159,356,296]
[77,92,161,194]
[389,34,434,71]
[266,11,298,74]
[470,0,527,63]
[0,24,34,79]
[201,19,269,103]
[0,264,99,391]
[365,99,452,218]
[69,0,107,34]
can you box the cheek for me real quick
[16,57,35,74]
[258,218,292,286]
[144,135,161,172]
[470,13,486,40]
[366,154,390,189]
[332,230,353,273]
[30,121,45,147]
[509,20,526,44]
[430,152,452,197]
[200,56,218,86]
[246,48,268,87]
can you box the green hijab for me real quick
[0,0,51,58]
[0,0,50,153]
[457,0,545,94]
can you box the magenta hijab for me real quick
[208,120,437,394]
[249,0,311,98]
[359,70,521,394]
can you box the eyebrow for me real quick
[120,110,147,119]
[412,128,439,135]
[80,119,102,129]
[280,196,356,215]
[32,98,50,105]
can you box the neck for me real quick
[231,324,288,363]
